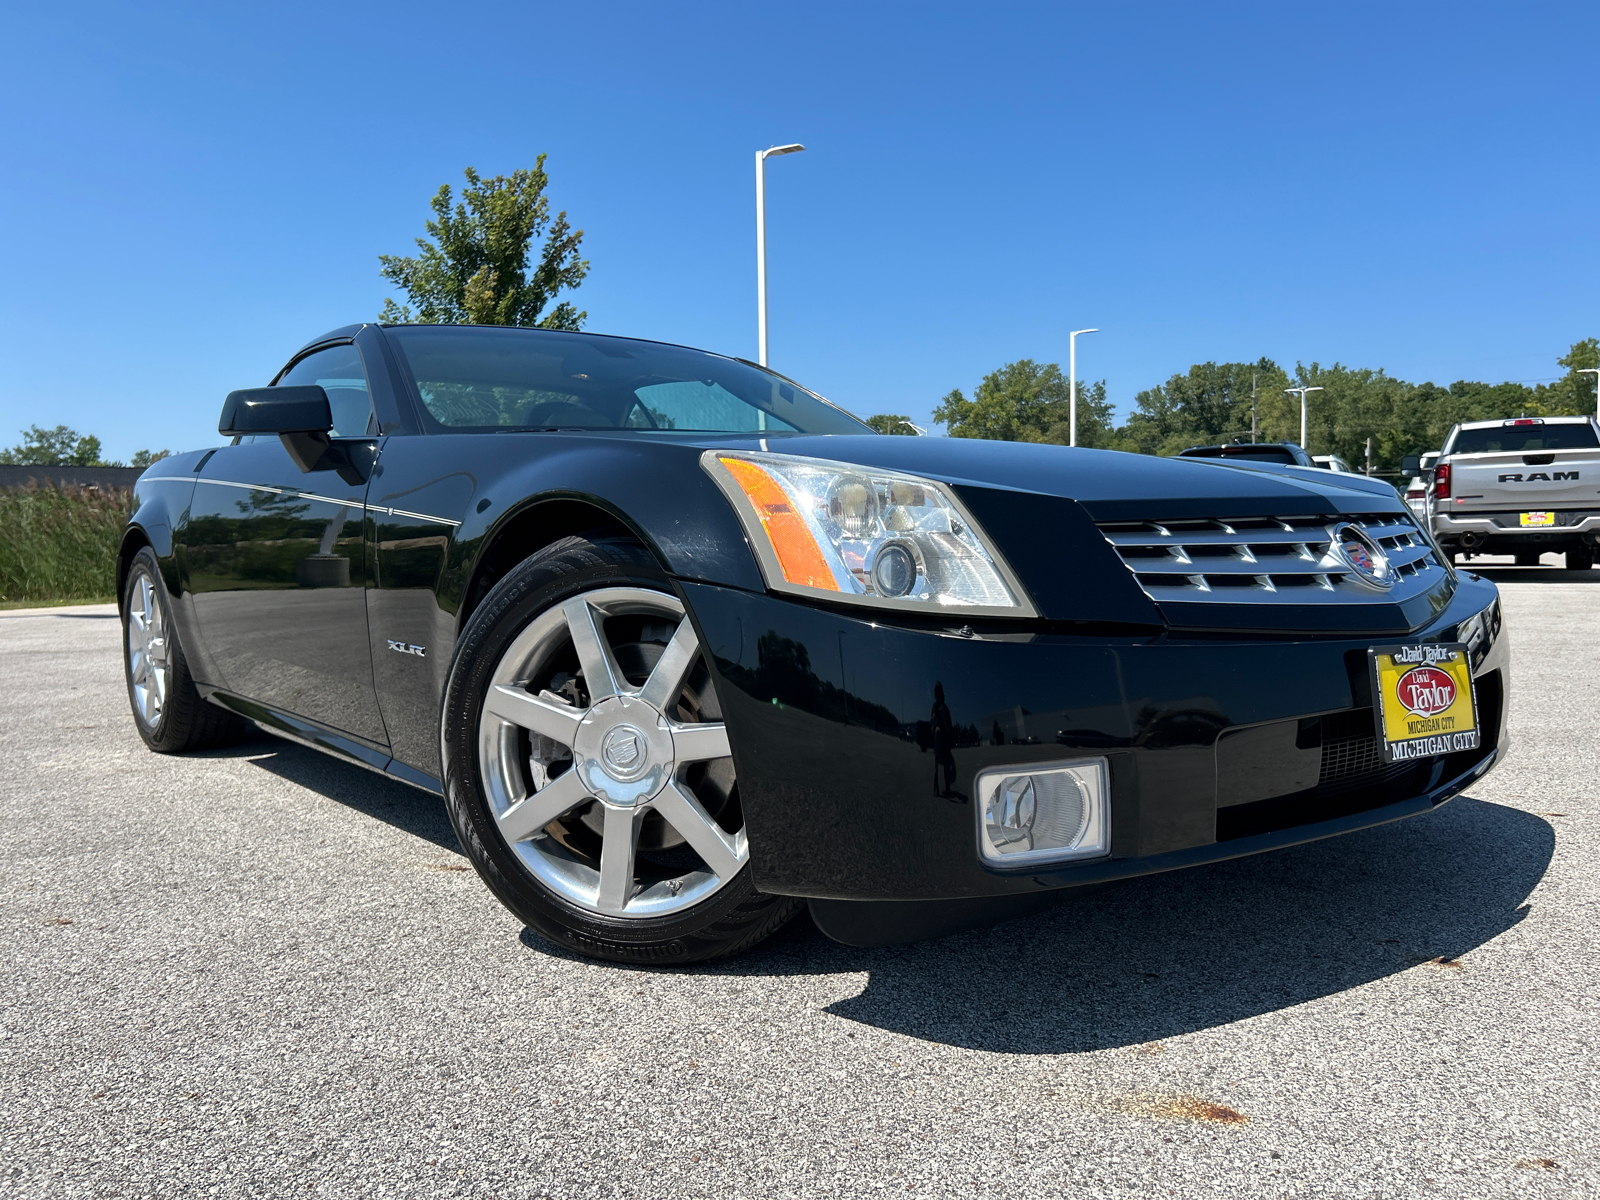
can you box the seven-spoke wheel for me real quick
[127,570,170,729]
[478,587,746,918]
[120,546,243,753]
[442,535,802,963]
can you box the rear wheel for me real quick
[1514,551,1542,567]
[1566,548,1594,571]
[121,547,243,753]
[441,535,803,964]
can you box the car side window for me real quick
[277,344,375,438]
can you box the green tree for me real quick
[1529,338,1600,416]
[379,159,589,329]
[130,449,171,469]
[1283,363,1414,465]
[934,359,1115,447]
[865,414,921,435]
[0,425,109,466]
[1118,359,1290,456]
[935,337,1599,474]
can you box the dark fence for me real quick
[0,465,147,490]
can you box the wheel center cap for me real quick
[571,696,675,808]
[601,725,647,777]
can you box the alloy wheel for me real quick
[127,572,170,728]
[476,587,746,919]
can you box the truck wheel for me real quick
[1514,551,1541,567]
[440,534,804,964]
[1566,548,1594,571]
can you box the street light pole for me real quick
[1069,328,1099,447]
[1285,385,1324,451]
[755,143,805,367]
[1579,367,1600,420]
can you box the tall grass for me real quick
[0,484,130,604]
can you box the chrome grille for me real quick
[1098,512,1443,604]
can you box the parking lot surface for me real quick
[2,564,1596,1198]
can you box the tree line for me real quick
[906,340,1599,472]
[1,426,168,469]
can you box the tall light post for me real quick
[1285,385,1324,451]
[1069,328,1099,447]
[1580,367,1600,420]
[755,143,805,367]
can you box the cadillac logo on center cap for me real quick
[1334,524,1393,589]
[601,725,645,775]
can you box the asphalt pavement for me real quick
[1,563,1596,1198]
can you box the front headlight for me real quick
[702,449,1036,616]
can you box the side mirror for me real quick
[1400,455,1421,476]
[217,385,369,484]
[218,386,333,436]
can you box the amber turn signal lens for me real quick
[718,457,839,591]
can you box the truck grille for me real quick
[1097,512,1443,604]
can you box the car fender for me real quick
[120,451,207,603]
[369,435,768,621]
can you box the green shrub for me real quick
[0,484,130,603]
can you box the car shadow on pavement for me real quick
[224,728,1550,1053]
[199,732,463,855]
[688,795,1552,1054]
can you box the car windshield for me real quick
[384,326,871,435]
[1450,422,1599,454]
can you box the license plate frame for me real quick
[1519,511,1556,527]
[1367,643,1480,764]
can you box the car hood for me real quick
[717,434,1404,521]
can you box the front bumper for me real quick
[683,574,1509,902]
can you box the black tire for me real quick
[121,546,244,753]
[1514,551,1542,567]
[1566,548,1594,571]
[441,534,803,964]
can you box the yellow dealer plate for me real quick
[1520,511,1555,527]
[1368,643,1479,764]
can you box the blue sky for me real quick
[2,2,1595,461]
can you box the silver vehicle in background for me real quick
[1409,416,1600,570]
[1401,451,1438,523]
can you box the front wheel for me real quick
[122,546,243,753]
[1566,547,1594,571]
[1514,551,1542,567]
[441,535,803,964]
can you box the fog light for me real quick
[976,759,1109,866]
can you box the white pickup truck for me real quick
[1414,415,1600,570]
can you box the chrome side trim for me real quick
[383,505,461,527]
[189,477,461,527]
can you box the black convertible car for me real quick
[120,324,1509,962]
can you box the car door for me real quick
[185,341,389,748]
